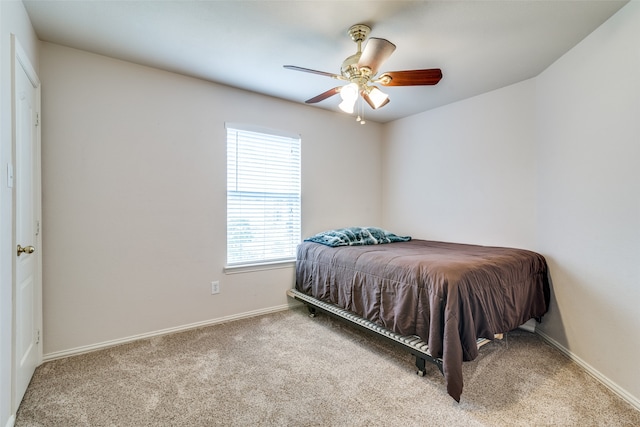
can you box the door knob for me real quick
[17,245,35,256]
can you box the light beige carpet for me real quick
[16,306,640,426]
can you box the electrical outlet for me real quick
[211,281,220,295]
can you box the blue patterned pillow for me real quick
[304,227,411,247]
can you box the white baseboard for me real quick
[4,415,15,427]
[536,329,640,412]
[43,303,294,362]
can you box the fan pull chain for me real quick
[356,96,366,125]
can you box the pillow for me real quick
[304,226,411,247]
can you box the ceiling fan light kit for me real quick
[338,82,359,114]
[364,86,389,109]
[284,23,442,123]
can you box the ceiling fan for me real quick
[284,24,442,121]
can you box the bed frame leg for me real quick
[307,306,317,318]
[415,355,444,377]
[415,357,426,376]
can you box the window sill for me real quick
[224,259,296,275]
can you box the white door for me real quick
[13,36,42,409]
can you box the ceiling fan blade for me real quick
[305,87,342,104]
[357,38,396,74]
[377,69,443,86]
[284,65,342,79]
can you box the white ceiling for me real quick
[23,0,628,123]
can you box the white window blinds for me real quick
[226,123,301,266]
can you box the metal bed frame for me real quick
[287,288,491,377]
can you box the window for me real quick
[226,123,301,267]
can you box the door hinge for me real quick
[36,220,40,236]
[35,112,40,127]
[36,329,40,345]
[6,164,13,188]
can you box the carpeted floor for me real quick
[15,306,640,426]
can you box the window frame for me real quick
[224,122,301,271]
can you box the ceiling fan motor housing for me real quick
[341,24,374,84]
[341,53,363,79]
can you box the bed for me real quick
[289,228,550,401]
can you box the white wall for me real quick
[382,1,640,407]
[0,1,39,425]
[19,0,640,414]
[39,42,383,356]
[382,79,537,249]
[535,1,640,404]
